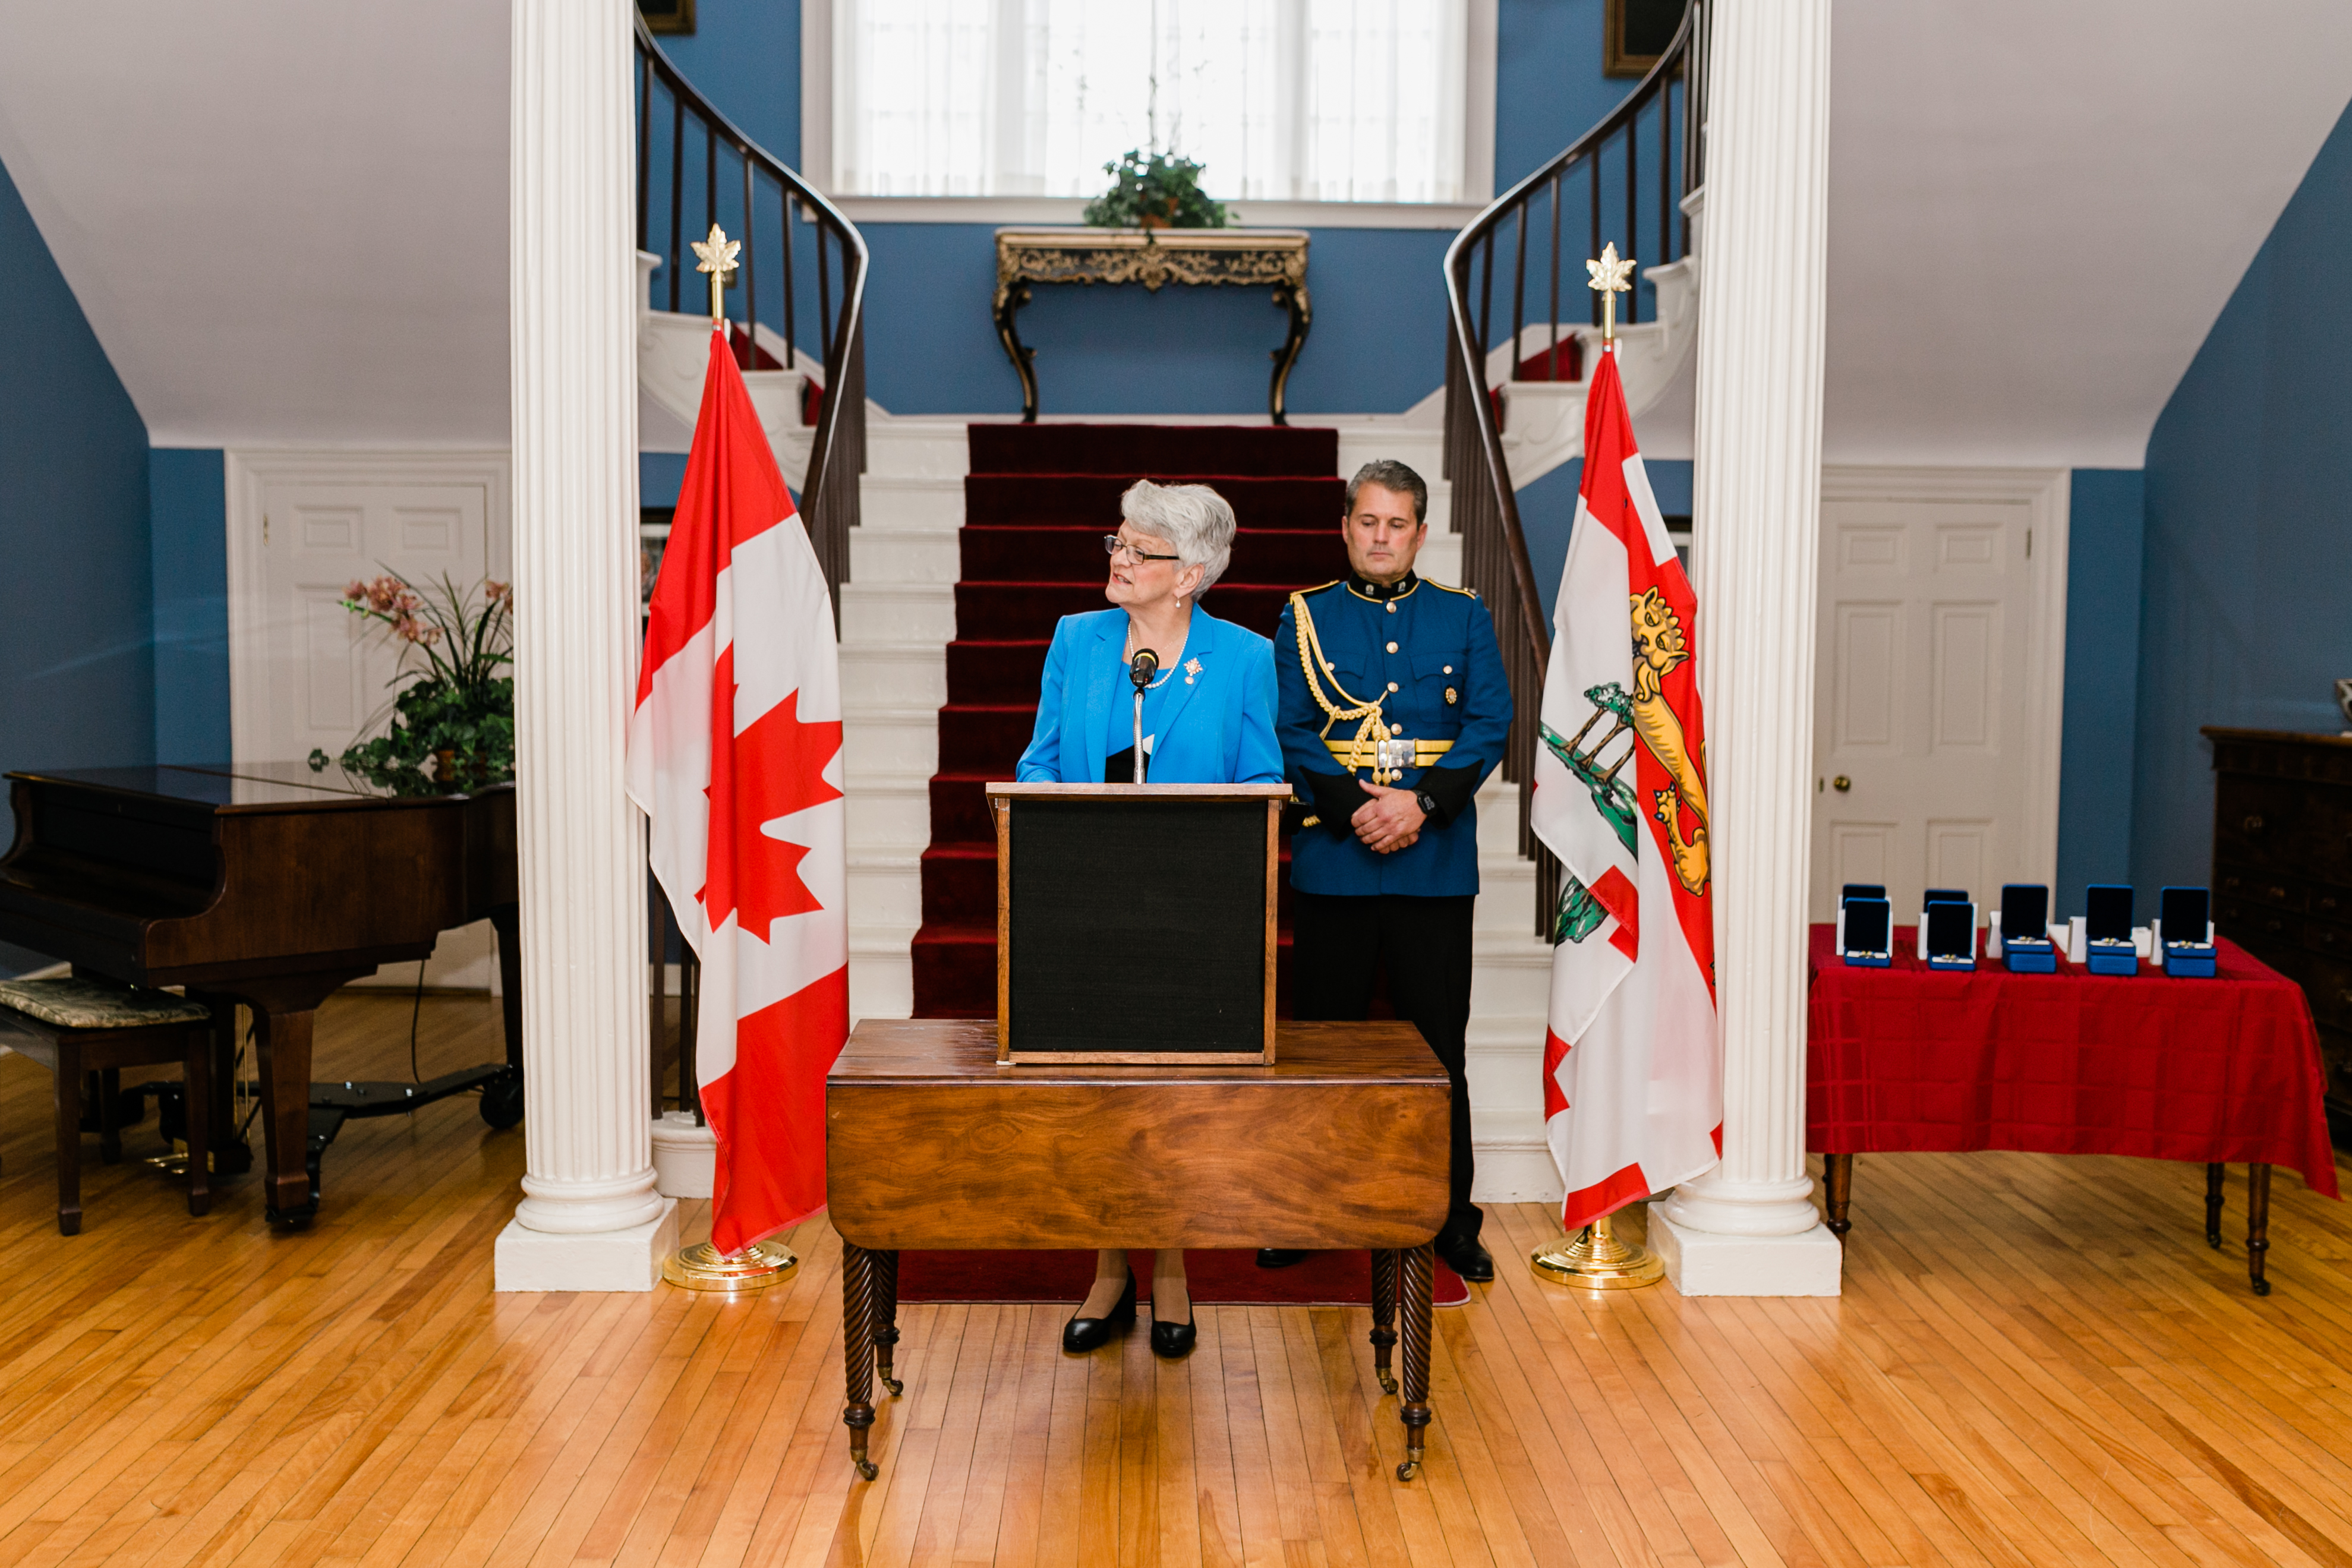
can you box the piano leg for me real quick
[53,1039,82,1235]
[488,903,523,1074]
[255,1005,322,1228]
[195,999,251,1175]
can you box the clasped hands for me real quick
[1352,782,1426,854]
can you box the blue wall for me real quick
[673,0,1625,417]
[1,153,155,970]
[150,449,231,764]
[2132,99,2352,894]
[2055,469,2145,903]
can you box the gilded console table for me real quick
[992,227,1312,424]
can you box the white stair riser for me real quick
[849,861,922,926]
[850,947,915,1021]
[866,424,973,480]
[861,477,967,531]
[844,716,938,777]
[850,528,961,583]
[846,784,929,851]
[841,649,948,709]
[841,585,955,644]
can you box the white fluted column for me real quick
[493,0,677,1291]
[1647,0,1842,1296]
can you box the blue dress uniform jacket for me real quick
[1275,573,1512,895]
[1016,607,1285,785]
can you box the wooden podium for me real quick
[988,782,1288,1064]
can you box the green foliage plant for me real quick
[1082,150,1233,229]
[313,573,515,794]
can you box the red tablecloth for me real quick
[1806,925,2340,1196]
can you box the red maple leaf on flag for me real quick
[698,644,845,942]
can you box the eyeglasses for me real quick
[1104,534,1180,564]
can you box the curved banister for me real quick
[1442,2,1704,936]
[634,18,869,614]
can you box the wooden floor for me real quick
[1,991,2349,1567]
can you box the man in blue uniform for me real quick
[1263,459,1512,1281]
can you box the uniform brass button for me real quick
[1443,665,1452,674]
[1386,602,1396,613]
[1388,682,1399,692]
[1386,641,1398,652]
[1390,724,1403,736]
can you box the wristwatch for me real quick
[1414,789,1439,820]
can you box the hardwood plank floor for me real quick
[1,990,2348,1567]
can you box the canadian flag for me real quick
[626,326,848,1255]
[1531,343,1720,1230]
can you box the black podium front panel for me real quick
[1005,795,1270,1058]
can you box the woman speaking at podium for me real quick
[1014,478,1282,1359]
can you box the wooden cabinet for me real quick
[2206,728,2352,1141]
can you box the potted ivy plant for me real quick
[313,573,515,793]
[1083,150,1234,230]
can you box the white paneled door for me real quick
[1808,469,2068,922]
[225,452,513,986]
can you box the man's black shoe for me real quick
[1436,1231,1495,1283]
[1255,1248,1308,1269]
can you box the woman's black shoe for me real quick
[1062,1269,1137,1353]
[1149,1312,1197,1359]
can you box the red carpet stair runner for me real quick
[910,422,1354,1017]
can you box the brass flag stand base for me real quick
[663,1239,798,1292]
[1530,1213,1664,1289]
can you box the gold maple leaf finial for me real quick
[691,223,740,326]
[1587,242,1635,345]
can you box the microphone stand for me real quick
[1128,649,1158,784]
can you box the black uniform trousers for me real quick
[1289,890,1480,1241]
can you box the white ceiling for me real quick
[0,1,509,448]
[2,2,2348,462]
[1824,0,2352,468]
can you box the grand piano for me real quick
[0,761,522,1226]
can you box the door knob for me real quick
[1832,775,1851,793]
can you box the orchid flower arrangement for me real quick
[314,573,515,791]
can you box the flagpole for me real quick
[1530,243,1667,1293]
[658,219,800,1296]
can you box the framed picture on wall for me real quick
[638,0,695,37]
[1605,0,1688,78]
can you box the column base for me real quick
[1645,1201,1843,1296]
[494,1198,679,1292]
[651,1111,717,1198]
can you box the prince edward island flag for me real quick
[1533,341,1720,1231]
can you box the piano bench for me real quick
[0,977,215,1235]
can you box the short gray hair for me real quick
[1120,479,1237,597]
[1346,459,1429,526]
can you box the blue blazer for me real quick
[1016,607,1284,785]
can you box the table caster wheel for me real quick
[881,1375,904,1397]
[854,1457,878,1480]
[1376,1373,1398,1396]
[2206,1232,2221,1249]
[1395,1459,1420,1482]
[2252,1278,2272,1296]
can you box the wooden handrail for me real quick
[634,18,869,619]
[1441,2,1705,938]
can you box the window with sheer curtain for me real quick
[834,0,1471,204]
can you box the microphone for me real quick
[1129,648,1159,692]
